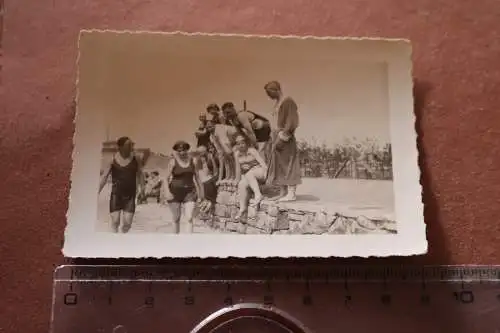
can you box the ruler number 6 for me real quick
[453,291,474,304]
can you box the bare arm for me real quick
[211,135,224,183]
[193,160,205,200]
[233,151,241,182]
[162,158,175,188]
[278,98,299,136]
[237,112,258,146]
[98,163,112,194]
[136,156,146,195]
[141,149,151,166]
[249,148,267,170]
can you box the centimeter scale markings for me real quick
[52,265,500,333]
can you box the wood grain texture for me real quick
[2,0,500,331]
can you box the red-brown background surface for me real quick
[2,0,500,332]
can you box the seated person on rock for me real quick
[233,134,268,220]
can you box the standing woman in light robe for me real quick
[264,81,302,202]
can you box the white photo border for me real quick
[63,31,426,258]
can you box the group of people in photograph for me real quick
[99,80,302,234]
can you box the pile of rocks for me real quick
[208,181,397,235]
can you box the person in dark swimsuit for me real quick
[162,140,204,233]
[195,113,211,148]
[221,102,271,154]
[99,136,148,233]
[195,145,218,205]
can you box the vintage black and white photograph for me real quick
[64,31,426,258]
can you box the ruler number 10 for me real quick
[453,291,474,304]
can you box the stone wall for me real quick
[207,181,397,235]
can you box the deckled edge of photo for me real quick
[63,28,84,258]
[62,30,426,258]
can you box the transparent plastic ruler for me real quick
[51,265,500,333]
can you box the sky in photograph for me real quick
[80,34,391,155]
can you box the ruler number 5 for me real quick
[453,291,474,304]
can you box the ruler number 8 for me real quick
[453,291,474,304]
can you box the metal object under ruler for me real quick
[51,265,500,333]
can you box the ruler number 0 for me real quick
[453,291,474,304]
[63,293,78,306]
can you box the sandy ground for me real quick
[95,183,214,234]
[95,178,394,234]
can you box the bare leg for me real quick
[228,156,234,180]
[110,211,121,233]
[224,155,234,180]
[168,202,182,234]
[121,212,134,233]
[217,154,225,182]
[183,201,196,234]
[244,167,266,203]
[236,178,250,218]
[257,142,266,158]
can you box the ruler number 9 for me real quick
[453,291,474,304]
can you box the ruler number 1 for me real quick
[453,291,474,304]
[185,296,195,306]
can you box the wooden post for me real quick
[243,100,247,111]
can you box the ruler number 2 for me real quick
[453,291,474,304]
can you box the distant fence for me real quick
[299,158,392,180]
[100,140,393,181]
[297,141,393,180]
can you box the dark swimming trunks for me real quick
[109,156,139,213]
[196,124,211,148]
[233,110,271,143]
[203,178,218,204]
[168,158,197,203]
[197,133,211,148]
